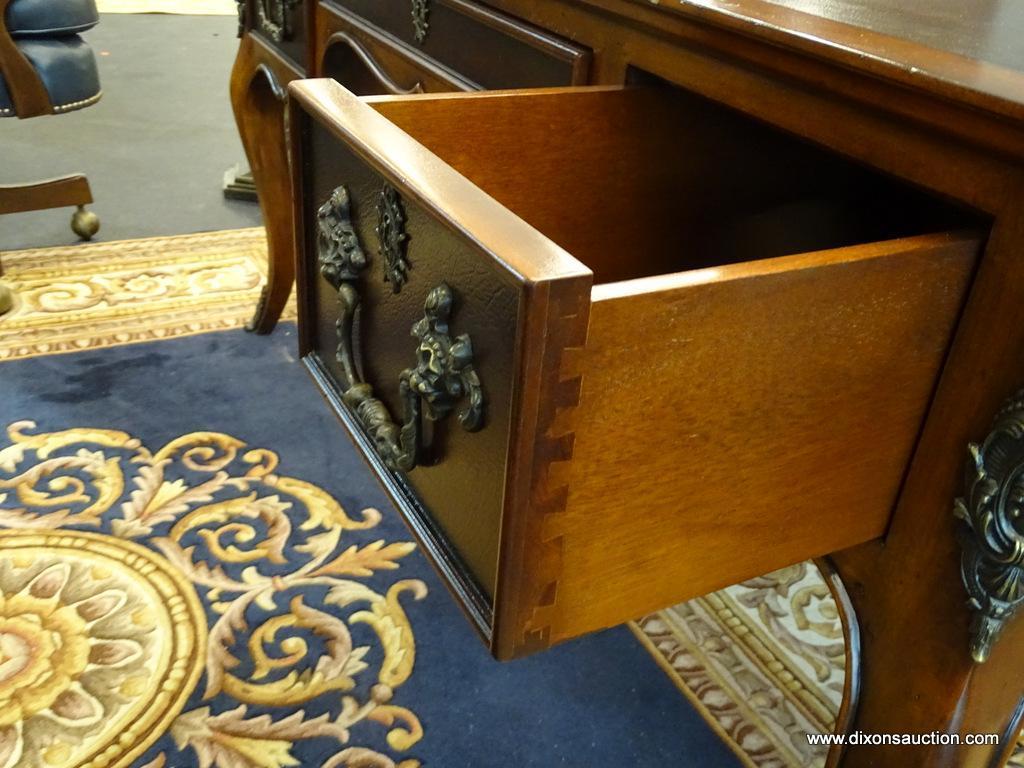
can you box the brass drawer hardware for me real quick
[954,390,1024,663]
[411,0,429,44]
[376,183,411,292]
[324,30,427,96]
[404,282,485,430]
[255,0,299,42]
[317,184,485,472]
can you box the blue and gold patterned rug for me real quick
[5,230,1018,767]
[0,325,741,767]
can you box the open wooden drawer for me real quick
[288,79,982,660]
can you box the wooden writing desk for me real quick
[230,1,1024,764]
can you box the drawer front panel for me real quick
[325,0,589,88]
[250,0,308,68]
[317,3,476,94]
[302,118,523,607]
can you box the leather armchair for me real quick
[0,0,101,239]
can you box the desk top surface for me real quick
[634,0,1024,123]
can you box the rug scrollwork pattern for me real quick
[0,421,426,768]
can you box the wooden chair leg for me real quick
[0,175,99,240]
[0,174,92,214]
[0,0,53,118]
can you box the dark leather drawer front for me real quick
[325,0,588,88]
[299,116,523,625]
[250,0,308,68]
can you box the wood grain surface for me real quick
[542,233,978,642]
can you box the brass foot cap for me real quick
[0,283,14,316]
[71,206,100,240]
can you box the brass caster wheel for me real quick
[0,283,14,316]
[71,206,100,240]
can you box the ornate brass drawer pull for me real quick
[254,0,298,42]
[323,33,425,98]
[411,0,429,44]
[317,184,485,472]
[377,183,411,291]
[954,389,1024,663]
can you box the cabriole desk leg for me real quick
[828,217,1024,768]
[230,33,299,335]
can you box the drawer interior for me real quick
[366,85,980,285]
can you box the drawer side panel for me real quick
[549,233,981,643]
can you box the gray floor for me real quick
[0,13,261,252]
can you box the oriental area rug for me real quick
[0,229,1019,767]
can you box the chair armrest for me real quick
[0,0,53,116]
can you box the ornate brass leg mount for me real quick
[0,282,14,316]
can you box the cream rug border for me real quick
[0,228,294,361]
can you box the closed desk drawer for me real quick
[289,80,982,659]
[324,0,588,88]
[316,2,477,94]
